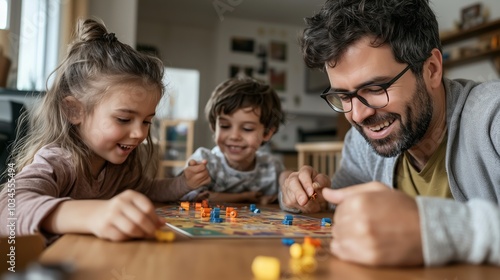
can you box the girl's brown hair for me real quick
[10,18,164,182]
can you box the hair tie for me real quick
[103,32,117,43]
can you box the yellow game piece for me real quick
[289,243,303,259]
[155,230,175,242]
[302,243,316,257]
[251,256,280,280]
[288,259,302,275]
[300,255,318,274]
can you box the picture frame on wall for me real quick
[460,3,483,30]
[269,68,286,91]
[270,41,287,61]
[231,37,255,53]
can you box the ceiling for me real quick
[138,0,326,27]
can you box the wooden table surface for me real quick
[39,205,500,280]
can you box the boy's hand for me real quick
[259,194,278,205]
[183,159,211,189]
[91,190,164,241]
[243,192,276,204]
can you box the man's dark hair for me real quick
[301,0,441,74]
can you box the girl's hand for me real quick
[90,190,164,241]
[184,159,211,189]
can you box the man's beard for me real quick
[354,78,433,157]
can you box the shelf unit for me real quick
[441,18,500,73]
[157,119,194,178]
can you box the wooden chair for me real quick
[295,141,343,178]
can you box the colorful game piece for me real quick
[210,217,224,223]
[304,236,322,248]
[229,210,238,218]
[302,243,316,257]
[288,237,319,276]
[281,238,295,246]
[299,255,318,274]
[201,199,209,208]
[308,191,318,201]
[180,201,190,211]
[251,256,280,280]
[289,243,303,259]
[320,217,332,227]
[200,207,212,218]
[155,230,175,242]
[282,220,293,225]
[250,204,256,211]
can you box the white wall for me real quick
[136,21,217,151]
[88,0,138,47]
[432,0,500,80]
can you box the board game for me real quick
[155,203,333,239]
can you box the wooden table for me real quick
[39,206,500,280]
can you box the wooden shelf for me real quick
[441,18,500,73]
[441,18,500,45]
[443,48,500,68]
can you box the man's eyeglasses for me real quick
[320,65,412,113]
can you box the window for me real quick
[16,0,61,90]
[0,0,8,30]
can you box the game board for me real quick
[155,204,332,239]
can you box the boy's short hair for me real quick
[205,76,285,134]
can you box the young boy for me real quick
[182,76,291,204]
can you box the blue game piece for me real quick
[249,204,256,211]
[321,217,332,226]
[210,217,224,223]
[253,208,260,213]
[282,220,292,225]
[281,238,295,246]
[284,214,293,221]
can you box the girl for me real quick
[0,19,207,243]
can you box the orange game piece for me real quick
[225,207,234,216]
[180,201,190,211]
[200,207,212,218]
[230,210,238,218]
[201,199,209,208]
[308,192,317,201]
[304,236,321,248]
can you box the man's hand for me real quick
[322,182,423,266]
[280,165,331,213]
[183,159,211,189]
